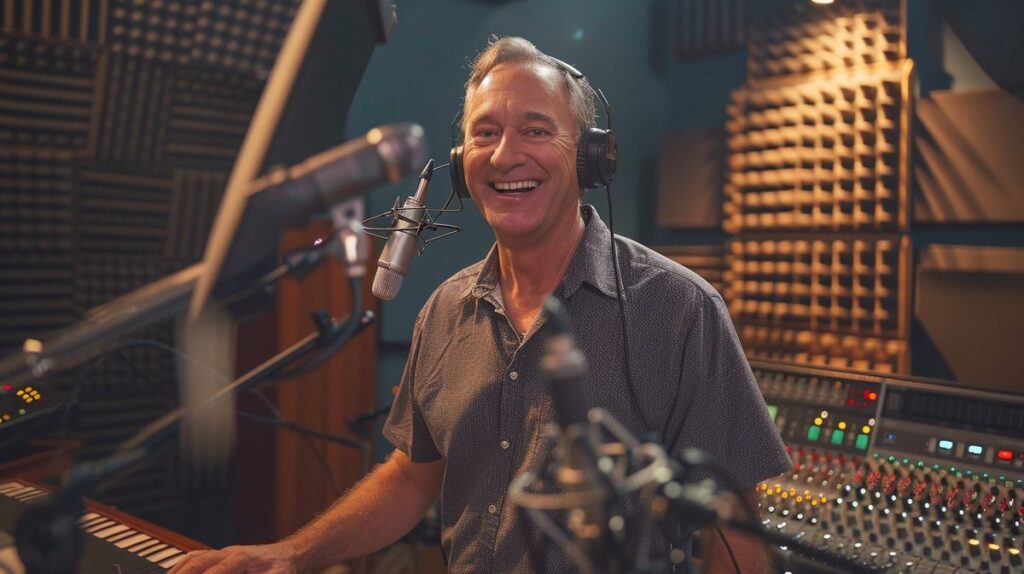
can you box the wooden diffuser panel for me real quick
[724,66,910,234]
[723,236,908,334]
[747,0,903,81]
[725,235,909,374]
[654,245,726,294]
[724,235,909,374]
[738,325,906,374]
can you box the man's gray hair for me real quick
[463,36,597,139]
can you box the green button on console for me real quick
[807,426,821,441]
[855,434,870,450]
[831,429,845,445]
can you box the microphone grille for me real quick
[372,266,405,301]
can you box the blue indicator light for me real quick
[938,440,954,451]
[967,445,983,456]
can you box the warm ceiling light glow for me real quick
[812,0,835,4]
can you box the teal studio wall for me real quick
[345,0,1024,457]
[343,0,745,458]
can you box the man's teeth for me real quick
[493,180,540,192]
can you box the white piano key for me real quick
[80,516,107,530]
[147,547,183,563]
[85,519,116,533]
[115,533,152,549]
[137,543,168,557]
[106,528,138,543]
[79,512,102,524]
[7,486,39,499]
[161,553,187,568]
[0,482,26,493]
[126,538,160,553]
[12,488,44,500]
[92,524,130,539]
[0,480,203,567]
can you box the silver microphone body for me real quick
[372,162,432,300]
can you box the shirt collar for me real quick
[461,204,618,303]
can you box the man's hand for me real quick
[168,541,301,574]
[167,451,442,573]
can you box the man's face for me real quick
[462,62,581,246]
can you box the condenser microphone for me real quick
[372,159,434,300]
[541,298,610,558]
[542,297,589,429]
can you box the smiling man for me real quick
[170,37,789,574]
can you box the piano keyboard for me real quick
[0,480,206,572]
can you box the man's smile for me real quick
[490,179,541,193]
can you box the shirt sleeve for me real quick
[382,309,442,463]
[667,292,791,491]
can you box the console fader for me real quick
[752,360,1024,573]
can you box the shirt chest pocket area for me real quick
[413,328,510,457]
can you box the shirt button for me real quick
[500,440,510,449]
[509,371,518,381]
[488,504,498,514]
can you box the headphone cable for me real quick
[602,184,654,436]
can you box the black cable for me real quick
[247,389,342,498]
[78,338,366,496]
[361,161,464,251]
[602,185,653,436]
[239,411,345,497]
[151,338,365,488]
[713,523,742,574]
[428,165,463,222]
[244,399,368,455]
[692,453,761,525]
[272,277,364,379]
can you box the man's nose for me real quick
[490,133,525,171]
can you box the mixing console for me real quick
[752,360,1024,573]
[0,381,63,444]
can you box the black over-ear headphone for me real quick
[449,57,618,198]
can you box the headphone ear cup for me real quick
[576,128,618,189]
[450,144,470,198]
[576,138,593,189]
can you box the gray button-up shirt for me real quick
[384,205,790,572]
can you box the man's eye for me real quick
[475,129,498,139]
[526,128,548,137]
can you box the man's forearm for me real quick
[284,451,444,570]
[701,523,772,574]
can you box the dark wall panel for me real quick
[914,88,1024,223]
[915,245,1024,391]
[669,0,745,60]
[656,128,724,230]
[0,0,302,543]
